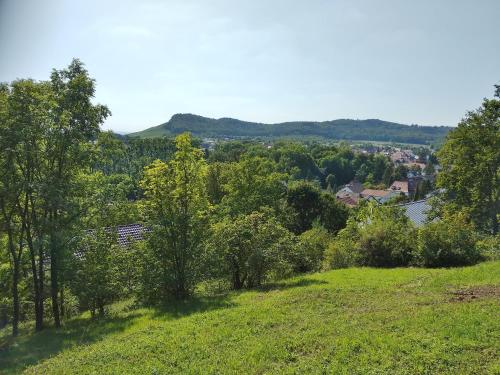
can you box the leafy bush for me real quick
[357,220,416,267]
[323,229,358,270]
[71,230,121,316]
[475,235,500,261]
[324,203,416,269]
[295,226,333,272]
[417,212,481,267]
[206,212,298,289]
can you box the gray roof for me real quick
[116,224,150,246]
[396,199,432,227]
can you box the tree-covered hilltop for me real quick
[129,113,451,145]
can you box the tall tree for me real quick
[42,59,110,327]
[437,87,499,234]
[140,133,209,300]
[1,60,110,332]
[0,83,26,336]
[6,79,54,331]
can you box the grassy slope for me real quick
[1,262,499,374]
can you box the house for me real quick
[396,199,432,227]
[390,150,413,164]
[337,195,359,208]
[361,188,404,204]
[336,180,364,199]
[78,224,150,258]
[360,189,390,199]
[403,162,426,171]
[115,224,150,246]
[389,180,409,195]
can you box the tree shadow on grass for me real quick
[151,294,237,320]
[151,278,329,320]
[0,277,328,373]
[0,311,143,375]
[257,277,329,292]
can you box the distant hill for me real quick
[128,114,451,145]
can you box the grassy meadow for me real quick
[1,261,499,374]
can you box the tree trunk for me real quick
[11,261,20,336]
[232,265,242,290]
[59,286,65,319]
[27,227,44,331]
[98,303,105,317]
[7,231,20,337]
[36,247,44,331]
[50,252,61,328]
[49,210,61,328]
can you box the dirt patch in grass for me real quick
[449,285,500,302]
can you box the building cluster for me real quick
[335,176,424,207]
[336,147,437,209]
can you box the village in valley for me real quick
[334,146,438,225]
[1,1,498,374]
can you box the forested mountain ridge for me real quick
[129,113,451,145]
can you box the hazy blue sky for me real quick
[1,0,499,132]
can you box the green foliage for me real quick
[295,226,332,272]
[71,231,121,317]
[423,162,435,175]
[285,181,322,234]
[208,141,248,163]
[140,133,210,300]
[475,235,500,261]
[206,212,298,289]
[416,212,482,268]
[393,164,409,181]
[94,134,177,193]
[317,192,349,233]
[206,162,226,205]
[324,203,416,269]
[271,142,323,182]
[437,87,499,234]
[220,156,287,217]
[77,172,139,228]
[285,181,348,234]
[413,179,433,201]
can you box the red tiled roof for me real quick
[337,196,358,207]
[360,189,391,198]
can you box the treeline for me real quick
[131,113,451,145]
[0,61,498,338]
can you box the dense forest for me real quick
[130,113,451,145]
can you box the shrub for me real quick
[417,213,481,267]
[295,226,333,272]
[475,235,500,261]
[206,212,298,289]
[357,220,416,267]
[323,232,358,270]
[324,203,416,269]
[71,230,121,316]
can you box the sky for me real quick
[0,0,499,133]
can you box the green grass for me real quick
[1,262,499,374]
